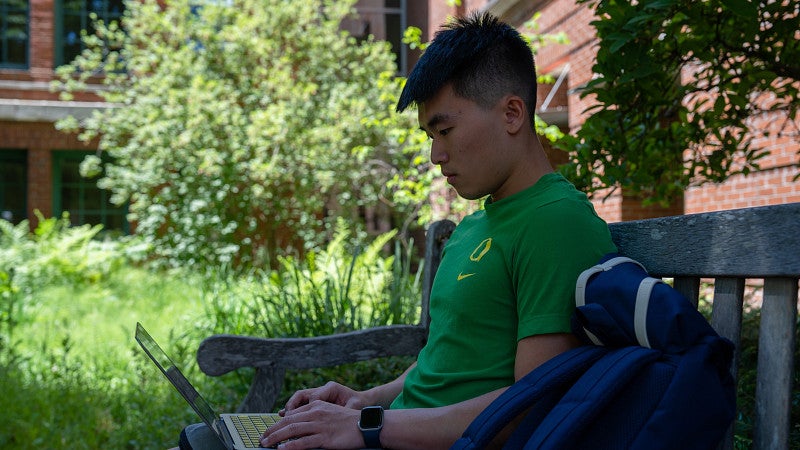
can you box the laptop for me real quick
[135,322,281,450]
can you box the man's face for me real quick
[418,84,518,201]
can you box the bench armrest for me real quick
[197,325,427,376]
[196,325,427,412]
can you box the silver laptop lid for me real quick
[135,322,220,433]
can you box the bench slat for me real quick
[673,276,700,308]
[711,277,746,380]
[610,203,800,277]
[198,325,427,376]
[710,278,747,450]
[755,277,798,450]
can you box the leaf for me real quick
[721,0,759,18]
[607,32,635,53]
[644,0,677,10]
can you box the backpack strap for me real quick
[574,256,645,307]
[449,346,607,450]
[633,277,664,348]
[523,346,661,450]
[574,255,663,348]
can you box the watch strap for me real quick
[361,428,381,448]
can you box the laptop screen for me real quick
[135,322,219,429]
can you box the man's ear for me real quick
[503,95,527,134]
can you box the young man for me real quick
[180,11,615,450]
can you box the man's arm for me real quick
[262,334,578,449]
[514,332,581,379]
[377,333,580,450]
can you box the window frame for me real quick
[0,0,30,69]
[0,149,28,224]
[52,150,129,234]
[54,0,125,68]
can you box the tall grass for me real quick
[205,222,421,338]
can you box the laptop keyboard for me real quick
[230,414,280,448]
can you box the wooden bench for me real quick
[197,203,799,450]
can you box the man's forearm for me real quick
[379,386,507,450]
[362,362,416,408]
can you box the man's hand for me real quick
[261,400,363,449]
[281,381,369,415]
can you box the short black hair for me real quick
[396,12,538,127]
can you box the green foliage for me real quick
[0,335,200,450]
[53,0,423,270]
[0,212,132,348]
[0,212,122,286]
[559,0,799,204]
[0,220,205,449]
[200,221,423,406]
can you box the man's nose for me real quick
[430,141,449,165]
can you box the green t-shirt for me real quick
[391,173,616,409]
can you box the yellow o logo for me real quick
[470,238,492,261]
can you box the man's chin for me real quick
[455,189,488,201]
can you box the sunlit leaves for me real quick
[52,0,422,270]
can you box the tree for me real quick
[558,0,800,205]
[54,0,423,269]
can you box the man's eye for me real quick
[439,128,451,136]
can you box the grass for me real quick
[0,265,234,450]
[17,267,200,356]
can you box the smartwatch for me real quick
[358,405,384,448]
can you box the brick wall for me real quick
[29,0,55,82]
[685,111,800,214]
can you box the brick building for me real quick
[1,0,126,230]
[1,0,798,230]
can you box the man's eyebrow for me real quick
[422,113,448,132]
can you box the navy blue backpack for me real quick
[451,254,736,450]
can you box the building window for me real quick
[0,0,29,69]
[384,0,406,75]
[0,150,27,225]
[351,0,407,75]
[55,0,125,67]
[52,151,129,234]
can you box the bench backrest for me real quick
[427,202,799,450]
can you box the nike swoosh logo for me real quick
[457,272,476,281]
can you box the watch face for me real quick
[360,406,383,429]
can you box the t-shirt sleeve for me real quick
[513,198,617,340]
